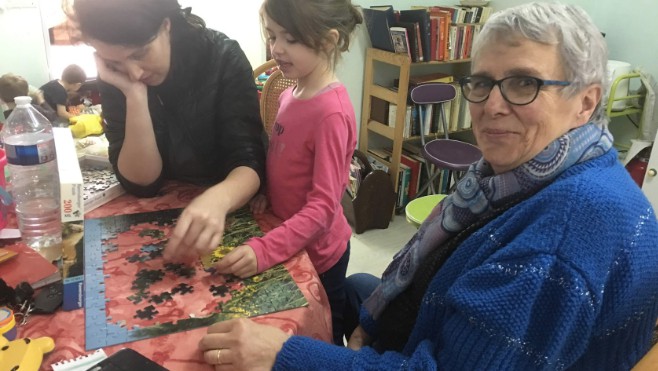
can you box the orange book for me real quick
[429,16,439,61]
[0,243,60,288]
[438,12,450,61]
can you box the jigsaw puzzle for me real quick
[84,207,308,350]
[79,156,125,213]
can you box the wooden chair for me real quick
[253,60,296,137]
[252,59,277,79]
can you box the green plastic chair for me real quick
[405,193,446,228]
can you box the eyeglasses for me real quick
[459,75,571,106]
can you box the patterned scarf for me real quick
[363,122,614,320]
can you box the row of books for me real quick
[368,146,451,209]
[387,97,472,139]
[363,5,493,62]
[415,4,494,25]
[370,77,473,140]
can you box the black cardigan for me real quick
[100,25,266,197]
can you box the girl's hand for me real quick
[94,53,145,96]
[214,245,258,278]
[249,194,268,214]
[199,318,291,371]
[347,325,372,350]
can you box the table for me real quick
[19,181,332,370]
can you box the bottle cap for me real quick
[13,96,32,106]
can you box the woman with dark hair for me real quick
[65,0,266,259]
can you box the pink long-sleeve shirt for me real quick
[247,83,356,274]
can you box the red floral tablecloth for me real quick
[18,181,331,370]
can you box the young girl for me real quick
[214,0,363,345]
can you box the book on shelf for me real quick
[409,72,454,86]
[400,152,422,200]
[410,6,448,61]
[399,9,431,62]
[420,104,433,136]
[457,89,471,130]
[370,4,395,11]
[397,163,411,208]
[434,100,453,134]
[362,6,397,52]
[392,21,421,62]
[393,72,453,92]
[368,147,389,159]
[426,7,453,61]
[450,83,463,132]
[378,147,411,208]
[370,96,389,124]
[389,26,411,57]
[366,154,389,173]
[428,15,439,61]
[387,103,397,128]
[459,0,490,6]
[403,105,414,138]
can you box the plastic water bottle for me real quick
[1,96,61,257]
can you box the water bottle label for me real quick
[4,139,57,166]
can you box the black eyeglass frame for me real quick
[459,75,571,106]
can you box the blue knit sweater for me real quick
[274,149,658,370]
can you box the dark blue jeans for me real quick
[319,242,351,345]
[343,272,381,343]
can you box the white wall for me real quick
[179,0,266,69]
[1,0,656,141]
[0,4,49,87]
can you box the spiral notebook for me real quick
[51,349,107,371]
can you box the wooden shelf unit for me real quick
[359,47,471,194]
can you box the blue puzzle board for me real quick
[83,208,307,350]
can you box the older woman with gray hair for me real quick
[198,2,658,370]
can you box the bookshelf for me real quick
[358,47,471,200]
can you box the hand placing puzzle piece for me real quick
[200,245,235,270]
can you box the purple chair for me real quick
[410,83,482,195]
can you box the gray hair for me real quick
[472,2,608,124]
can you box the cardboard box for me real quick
[79,154,124,213]
[53,127,85,310]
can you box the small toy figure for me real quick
[0,334,55,371]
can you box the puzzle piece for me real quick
[127,290,149,305]
[201,245,235,269]
[209,284,230,297]
[171,283,194,295]
[132,269,166,291]
[149,292,173,304]
[134,305,159,320]
[164,263,196,279]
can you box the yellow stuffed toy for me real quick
[69,114,103,139]
[0,334,55,371]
